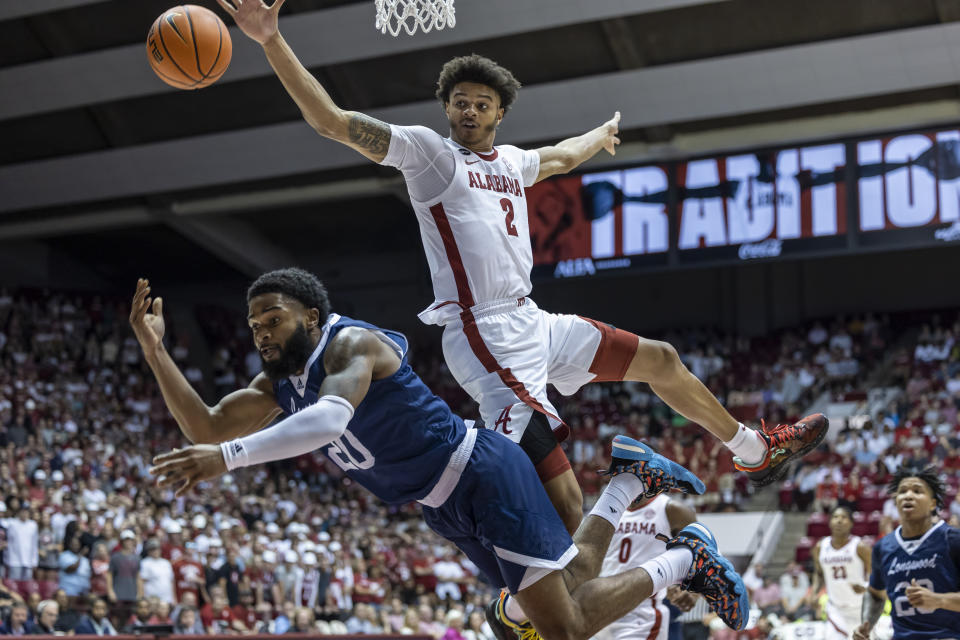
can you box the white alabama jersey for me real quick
[382,125,540,326]
[819,535,865,630]
[593,495,672,640]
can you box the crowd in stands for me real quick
[0,285,958,638]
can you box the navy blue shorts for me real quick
[422,428,577,594]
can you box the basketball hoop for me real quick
[375,0,455,36]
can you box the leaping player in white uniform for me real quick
[218,0,828,632]
[592,494,699,640]
[811,506,872,639]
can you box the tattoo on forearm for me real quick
[348,114,390,155]
[861,591,884,629]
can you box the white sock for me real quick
[724,422,767,466]
[503,594,527,623]
[589,473,645,527]
[639,547,693,593]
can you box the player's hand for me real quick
[666,585,697,612]
[602,111,621,156]
[851,583,867,594]
[217,0,286,45]
[150,445,228,497]
[130,278,165,355]
[851,622,871,640]
[905,578,940,610]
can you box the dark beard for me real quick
[260,323,314,382]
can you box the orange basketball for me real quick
[146,5,232,90]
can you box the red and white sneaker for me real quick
[733,413,829,487]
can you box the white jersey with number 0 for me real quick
[381,125,540,326]
[592,495,672,640]
[819,535,865,637]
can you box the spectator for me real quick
[109,530,142,619]
[172,607,201,635]
[4,504,38,581]
[3,602,33,635]
[57,536,91,598]
[433,550,466,601]
[270,600,295,635]
[52,590,81,633]
[214,546,244,607]
[779,564,812,621]
[231,590,260,632]
[124,598,160,633]
[30,600,57,635]
[140,539,175,605]
[463,610,494,640]
[200,590,243,634]
[89,542,111,600]
[345,603,381,635]
[172,548,206,605]
[751,570,782,613]
[286,607,316,634]
[73,597,117,636]
[441,609,467,640]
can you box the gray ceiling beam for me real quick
[0,0,726,121]
[158,214,298,277]
[4,22,960,214]
[0,207,152,240]
[0,0,109,21]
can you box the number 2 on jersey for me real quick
[500,198,518,237]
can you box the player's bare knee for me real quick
[639,339,682,380]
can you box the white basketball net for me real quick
[375,0,455,36]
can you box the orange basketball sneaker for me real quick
[733,413,829,486]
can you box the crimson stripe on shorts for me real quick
[428,201,568,441]
[646,595,663,640]
[826,613,846,634]
[429,202,475,309]
[460,307,568,439]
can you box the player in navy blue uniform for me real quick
[130,270,749,640]
[853,465,960,640]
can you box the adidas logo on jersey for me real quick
[467,171,522,196]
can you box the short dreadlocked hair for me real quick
[887,464,945,511]
[247,268,331,324]
[435,54,521,112]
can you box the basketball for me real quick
[146,5,232,90]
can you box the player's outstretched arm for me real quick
[217,0,391,162]
[130,279,281,444]
[150,328,395,496]
[533,111,620,184]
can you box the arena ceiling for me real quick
[3,0,960,288]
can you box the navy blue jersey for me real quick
[869,520,960,639]
[273,314,467,504]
